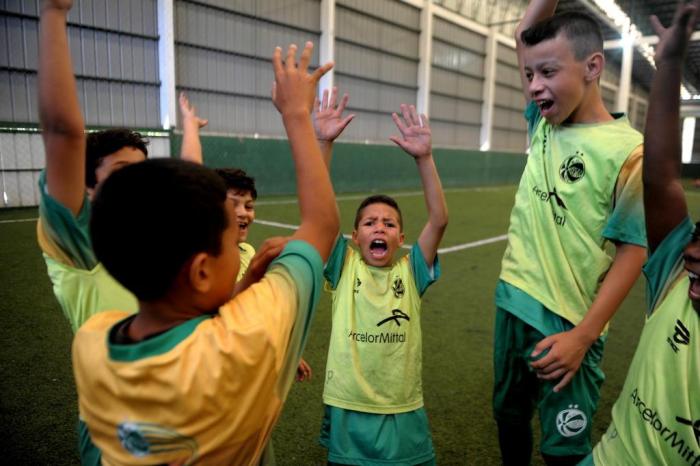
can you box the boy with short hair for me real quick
[494,2,648,464]
[72,41,339,464]
[585,2,700,464]
[313,89,448,465]
[37,0,149,332]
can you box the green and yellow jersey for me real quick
[73,240,322,466]
[237,242,255,282]
[591,219,700,465]
[323,235,440,413]
[37,172,137,333]
[497,102,646,332]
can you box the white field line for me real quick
[255,185,510,206]
[1,217,508,254]
[255,219,507,254]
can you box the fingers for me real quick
[537,366,566,380]
[313,95,320,114]
[285,43,298,71]
[272,47,284,80]
[553,371,575,393]
[400,104,413,128]
[339,114,355,132]
[311,61,334,82]
[420,113,430,129]
[391,112,408,134]
[409,105,420,127]
[530,336,553,359]
[321,88,329,111]
[298,41,312,72]
[336,93,350,115]
[389,135,409,151]
[329,86,338,109]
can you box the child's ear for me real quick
[585,52,605,83]
[188,252,213,293]
[351,229,360,246]
[399,231,405,246]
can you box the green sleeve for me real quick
[38,170,98,270]
[270,240,324,358]
[409,243,441,296]
[643,217,694,314]
[323,235,348,290]
[78,419,102,466]
[524,100,542,141]
[602,150,647,247]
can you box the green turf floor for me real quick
[2,185,700,465]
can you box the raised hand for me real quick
[390,104,432,159]
[179,92,208,129]
[313,87,355,142]
[296,358,312,382]
[42,0,73,11]
[651,0,700,64]
[271,42,333,118]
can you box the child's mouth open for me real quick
[369,239,388,259]
[688,270,700,301]
[537,99,554,116]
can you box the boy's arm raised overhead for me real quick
[272,43,340,261]
[39,0,86,215]
[390,105,448,266]
[644,1,700,252]
[179,92,208,164]
[515,0,559,103]
[313,86,355,169]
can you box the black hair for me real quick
[86,129,149,188]
[90,158,229,301]
[353,194,403,230]
[215,168,257,200]
[521,12,603,61]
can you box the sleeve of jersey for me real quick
[643,217,694,314]
[323,235,348,290]
[37,170,98,270]
[602,147,647,247]
[524,100,542,141]
[409,243,441,296]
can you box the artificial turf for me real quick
[2,185,700,465]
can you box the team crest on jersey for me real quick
[392,277,405,298]
[117,422,198,464]
[559,152,586,183]
[555,405,587,437]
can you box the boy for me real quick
[585,2,700,464]
[314,90,448,465]
[179,92,258,281]
[494,2,648,464]
[37,2,202,333]
[72,41,339,465]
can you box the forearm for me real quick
[319,140,333,170]
[39,8,83,136]
[180,120,203,164]
[417,155,448,228]
[284,112,340,259]
[575,244,646,342]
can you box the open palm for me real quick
[651,0,700,64]
[390,104,431,159]
[313,87,354,141]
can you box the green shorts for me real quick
[493,307,606,457]
[319,405,436,465]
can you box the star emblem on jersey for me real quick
[353,277,362,294]
[667,319,690,353]
[555,405,587,437]
[392,277,405,298]
[559,152,586,183]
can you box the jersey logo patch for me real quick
[117,421,198,464]
[377,309,410,327]
[668,319,690,353]
[676,417,700,447]
[555,405,587,437]
[392,277,405,298]
[354,277,362,294]
[559,152,586,183]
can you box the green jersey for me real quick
[37,171,137,333]
[499,102,645,328]
[323,236,440,414]
[593,218,700,466]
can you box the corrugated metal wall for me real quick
[174,0,321,136]
[493,43,526,152]
[334,0,419,142]
[429,17,483,148]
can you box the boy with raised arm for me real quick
[584,2,700,464]
[313,90,448,465]
[72,42,339,465]
[493,1,647,464]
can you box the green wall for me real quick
[171,135,527,195]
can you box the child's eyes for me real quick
[542,69,555,77]
[525,72,533,82]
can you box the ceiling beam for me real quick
[605,31,700,50]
